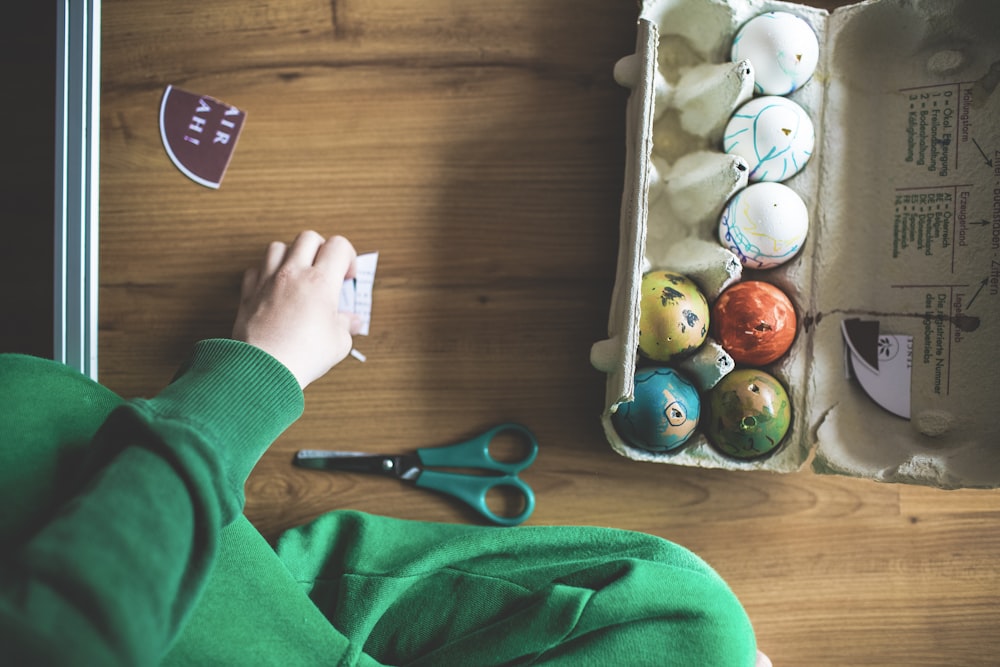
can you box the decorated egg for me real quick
[712,281,797,366]
[723,96,814,182]
[613,367,701,452]
[705,369,791,460]
[638,271,710,362]
[731,11,819,96]
[719,181,809,269]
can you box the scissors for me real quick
[293,423,538,527]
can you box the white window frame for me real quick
[54,0,101,379]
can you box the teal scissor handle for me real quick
[414,423,538,527]
[415,470,535,527]
[416,423,538,473]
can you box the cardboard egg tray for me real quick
[591,0,1000,488]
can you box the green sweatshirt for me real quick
[0,339,303,664]
[0,339,757,666]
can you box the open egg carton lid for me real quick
[591,0,1000,488]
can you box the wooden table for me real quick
[99,1,1000,665]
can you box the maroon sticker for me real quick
[159,85,246,189]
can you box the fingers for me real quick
[260,241,288,283]
[314,234,358,283]
[284,230,326,269]
[250,231,356,288]
[240,267,259,301]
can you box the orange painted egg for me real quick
[711,281,796,366]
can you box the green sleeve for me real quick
[0,339,304,666]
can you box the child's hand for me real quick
[232,231,362,388]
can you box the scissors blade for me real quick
[293,450,420,478]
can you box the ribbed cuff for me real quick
[140,339,304,485]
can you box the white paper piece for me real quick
[339,252,378,335]
[841,320,913,419]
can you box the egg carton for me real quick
[591,0,1000,488]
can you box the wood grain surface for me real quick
[97,1,1000,665]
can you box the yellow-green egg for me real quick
[638,271,710,362]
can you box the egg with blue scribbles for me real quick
[724,96,814,182]
[719,181,809,270]
[731,11,819,96]
[638,271,710,362]
[613,367,701,452]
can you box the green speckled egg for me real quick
[705,369,791,460]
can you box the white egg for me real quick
[718,182,809,270]
[731,11,819,96]
[723,96,814,182]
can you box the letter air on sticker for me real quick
[159,85,247,189]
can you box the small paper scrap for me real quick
[841,319,912,419]
[340,252,378,360]
[159,85,246,189]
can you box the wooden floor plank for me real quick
[95,1,1000,665]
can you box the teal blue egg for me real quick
[612,367,701,452]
